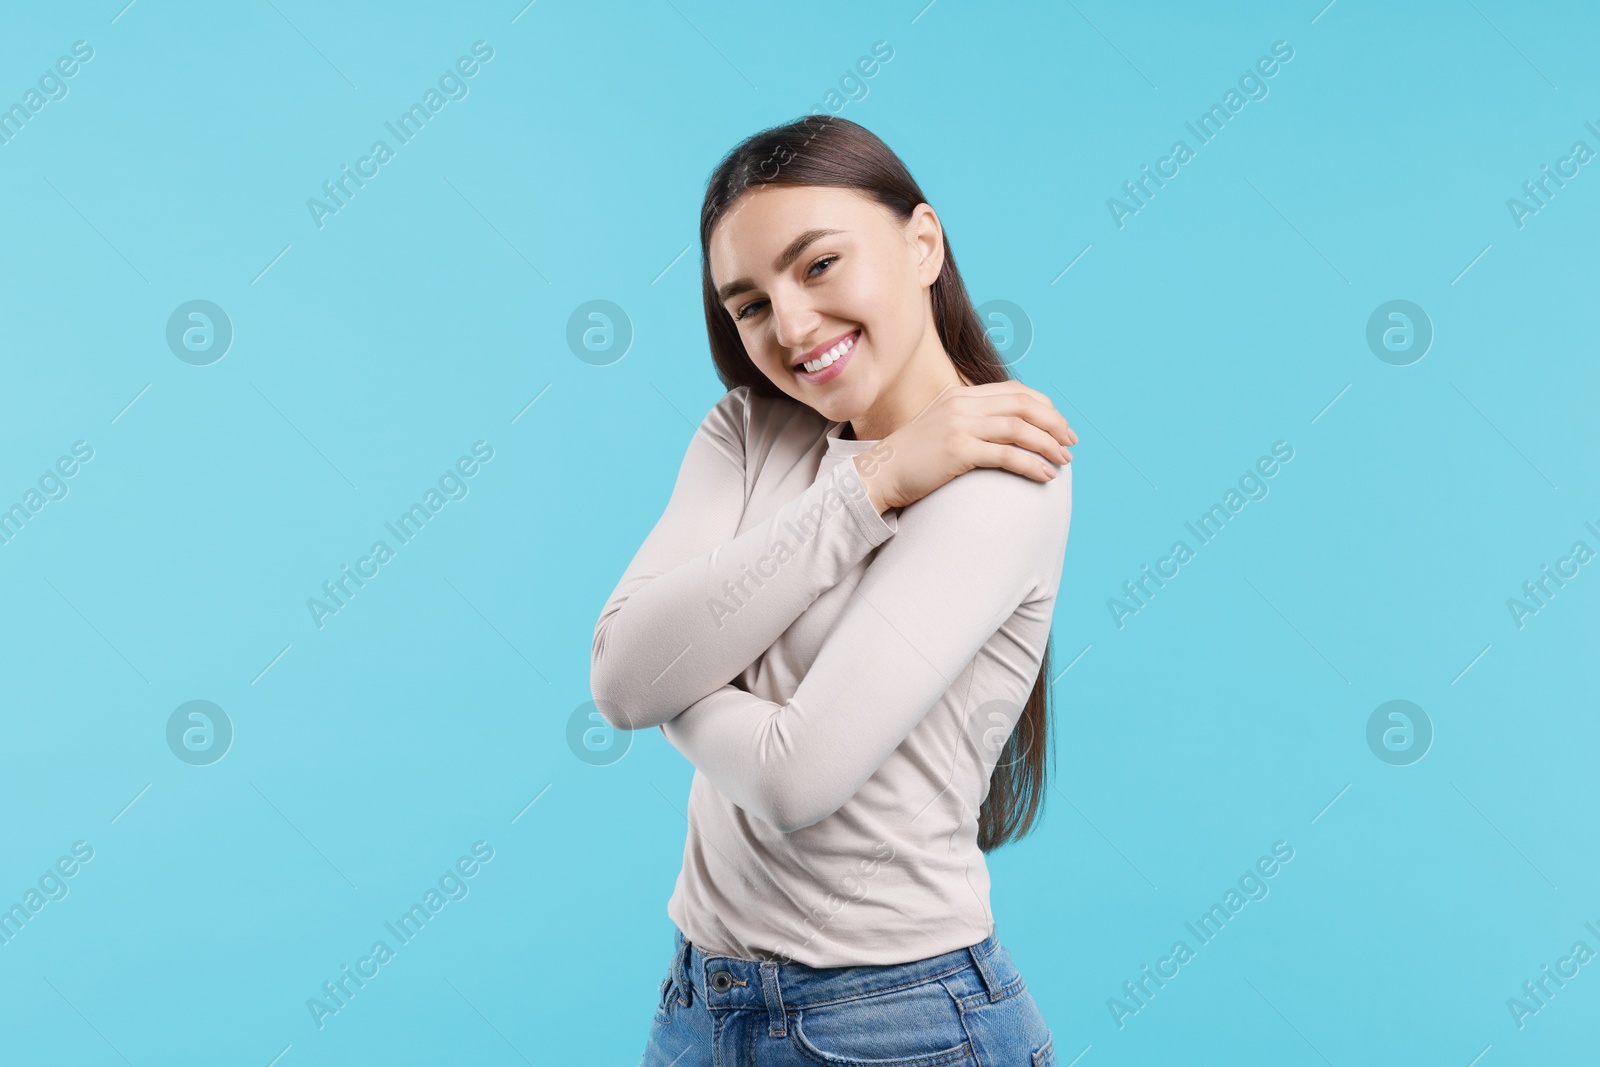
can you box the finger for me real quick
[1019,392,1076,445]
[960,380,1050,405]
[977,414,1071,465]
[943,382,1080,450]
[962,384,1074,446]
[969,437,1059,483]
[967,393,1073,452]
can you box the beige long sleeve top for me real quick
[590,384,1072,966]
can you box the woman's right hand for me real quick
[851,381,1078,513]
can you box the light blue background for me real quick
[1,1,1596,1064]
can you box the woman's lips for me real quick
[795,330,859,385]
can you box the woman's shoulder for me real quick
[875,461,1071,605]
[903,458,1071,543]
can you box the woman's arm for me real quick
[659,461,1072,834]
[590,388,899,731]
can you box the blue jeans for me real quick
[641,924,1057,1066]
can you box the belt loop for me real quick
[675,936,694,1007]
[967,938,1004,1002]
[758,961,787,1036]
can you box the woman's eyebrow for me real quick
[716,228,846,303]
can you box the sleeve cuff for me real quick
[833,457,898,546]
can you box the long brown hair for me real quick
[696,115,1053,852]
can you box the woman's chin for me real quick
[777,380,852,420]
[807,396,865,426]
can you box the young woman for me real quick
[591,116,1077,1067]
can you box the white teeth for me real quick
[804,350,838,373]
[800,332,857,374]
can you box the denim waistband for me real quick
[670,925,1011,1037]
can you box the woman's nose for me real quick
[769,294,819,353]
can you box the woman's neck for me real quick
[849,361,968,442]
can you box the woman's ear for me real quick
[906,202,945,286]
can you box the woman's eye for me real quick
[732,258,834,321]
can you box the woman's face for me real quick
[708,184,951,433]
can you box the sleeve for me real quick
[589,387,901,731]
[659,460,1072,834]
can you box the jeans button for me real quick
[710,970,734,993]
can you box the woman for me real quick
[590,115,1077,1067]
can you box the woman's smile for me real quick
[795,328,860,384]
